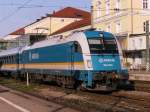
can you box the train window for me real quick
[4,57,5,63]
[9,56,11,63]
[14,56,16,63]
[103,39,118,53]
[13,55,15,63]
[7,57,8,63]
[8,56,10,63]
[6,56,8,64]
[88,39,103,45]
[11,56,13,63]
[3,57,5,63]
[7,56,8,63]
[7,56,9,63]
[2,57,4,63]
[13,56,16,63]
[1,58,2,63]
[12,56,14,63]
[5,57,7,64]
[74,42,82,53]
[88,37,118,54]
[5,57,6,63]
[88,38,104,54]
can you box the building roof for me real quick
[24,7,90,29]
[7,7,90,37]
[50,18,91,35]
[9,28,25,35]
[51,7,90,18]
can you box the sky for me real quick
[0,0,91,37]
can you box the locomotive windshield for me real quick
[88,38,104,54]
[88,34,118,54]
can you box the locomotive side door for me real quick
[70,42,82,75]
[70,42,75,75]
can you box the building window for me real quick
[132,39,136,49]
[143,21,146,32]
[143,20,150,32]
[139,38,143,48]
[106,0,110,14]
[106,24,111,32]
[97,7,101,18]
[116,0,121,9]
[96,1,101,17]
[61,19,64,22]
[116,21,121,33]
[143,0,148,9]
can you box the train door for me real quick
[70,41,82,75]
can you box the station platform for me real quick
[129,71,150,81]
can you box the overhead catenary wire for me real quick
[0,1,149,36]
[0,0,33,23]
[0,3,90,9]
[1,3,150,12]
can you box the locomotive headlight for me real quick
[87,60,92,68]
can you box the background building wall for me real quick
[92,0,150,68]
[52,25,91,37]
[25,17,80,35]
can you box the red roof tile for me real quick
[9,28,25,35]
[50,18,91,35]
[25,7,90,29]
[8,7,90,36]
[51,7,90,18]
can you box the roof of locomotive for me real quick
[0,30,115,57]
[84,30,115,39]
[0,47,20,57]
[23,30,115,51]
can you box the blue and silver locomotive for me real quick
[0,30,129,91]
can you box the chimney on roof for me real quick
[36,19,40,21]
[46,14,50,17]
[53,10,55,14]
[41,16,45,19]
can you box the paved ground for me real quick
[0,86,79,112]
[129,72,150,81]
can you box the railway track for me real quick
[133,80,150,92]
[110,91,150,112]
[0,77,150,112]
[31,84,150,112]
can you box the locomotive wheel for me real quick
[75,81,85,91]
[111,82,117,90]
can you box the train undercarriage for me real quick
[0,69,129,91]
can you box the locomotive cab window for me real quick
[103,39,118,54]
[88,34,118,54]
[88,38,104,54]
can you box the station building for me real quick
[92,0,150,69]
[24,7,90,35]
[1,7,91,49]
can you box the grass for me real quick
[0,77,37,92]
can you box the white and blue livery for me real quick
[0,30,129,91]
